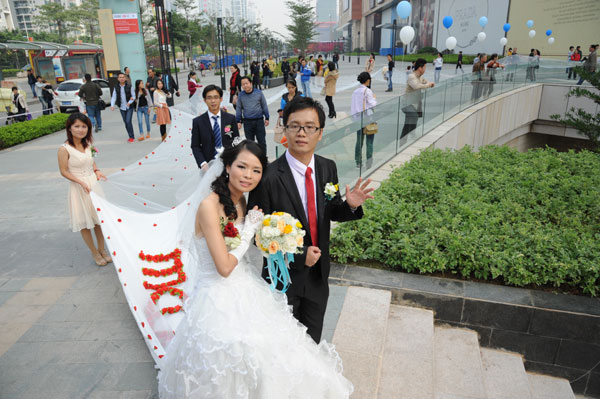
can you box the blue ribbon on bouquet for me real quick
[266,251,292,293]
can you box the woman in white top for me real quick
[433,52,443,83]
[153,79,172,141]
[350,72,377,169]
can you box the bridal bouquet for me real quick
[256,212,305,293]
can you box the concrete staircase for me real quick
[332,286,578,399]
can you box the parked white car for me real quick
[55,78,111,113]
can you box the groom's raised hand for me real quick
[345,177,375,209]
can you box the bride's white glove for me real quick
[229,209,264,263]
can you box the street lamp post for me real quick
[392,19,397,61]
[371,26,375,54]
[357,31,360,65]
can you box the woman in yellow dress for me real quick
[57,113,111,266]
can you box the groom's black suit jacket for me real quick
[248,153,364,303]
[191,110,239,168]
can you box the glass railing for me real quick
[275,63,592,187]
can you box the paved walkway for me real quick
[0,57,460,398]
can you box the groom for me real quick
[249,97,374,343]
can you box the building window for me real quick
[343,0,349,11]
[370,0,375,8]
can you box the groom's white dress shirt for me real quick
[285,151,317,220]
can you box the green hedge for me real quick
[393,54,476,64]
[2,69,21,77]
[331,146,600,296]
[0,113,69,148]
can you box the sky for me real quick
[259,0,317,39]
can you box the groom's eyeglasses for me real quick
[285,124,322,135]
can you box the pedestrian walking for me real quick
[41,80,56,115]
[281,57,291,83]
[365,53,375,74]
[324,61,339,118]
[146,68,159,123]
[10,86,28,122]
[251,61,262,90]
[133,79,152,141]
[262,59,271,89]
[34,76,46,109]
[333,52,340,70]
[401,58,434,139]
[526,49,539,81]
[577,44,597,85]
[229,64,242,108]
[187,71,203,98]
[236,76,269,154]
[385,54,395,92]
[455,51,463,74]
[77,73,103,132]
[162,71,179,107]
[471,54,487,101]
[27,69,37,98]
[153,79,172,142]
[484,54,504,98]
[351,72,377,169]
[434,52,443,83]
[57,113,111,267]
[300,58,313,98]
[110,72,136,143]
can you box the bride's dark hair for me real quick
[211,140,268,220]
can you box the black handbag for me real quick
[97,98,106,111]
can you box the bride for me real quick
[157,139,353,398]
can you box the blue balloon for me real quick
[503,23,511,32]
[546,29,552,36]
[479,16,488,28]
[396,1,412,19]
[443,16,453,29]
[526,19,534,28]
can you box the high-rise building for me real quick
[0,0,14,31]
[316,0,336,22]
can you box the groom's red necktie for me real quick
[305,167,318,247]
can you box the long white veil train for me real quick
[90,91,226,367]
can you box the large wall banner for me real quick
[507,0,600,58]
[433,0,510,56]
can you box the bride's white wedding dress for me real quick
[157,224,353,398]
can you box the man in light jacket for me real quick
[401,58,434,139]
[236,76,270,154]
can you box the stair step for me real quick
[527,373,576,399]
[434,326,487,399]
[480,348,532,399]
[332,286,391,399]
[378,305,434,399]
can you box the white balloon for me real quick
[500,37,508,46]
[477,32,486,42]
[548,37,555,45]
[528,30,536,38]
[446,36,457,50]
[399,26,415,45]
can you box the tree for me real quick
[285,0,316,55]
[37,3,75,42]
[73,0,100,43]
[551,67,600,150]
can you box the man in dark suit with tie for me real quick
[191,85,240,170]
[248,97,375,343]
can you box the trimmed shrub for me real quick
[331,146,600,296]
[0,113,69,148]
[2,68,21,77]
